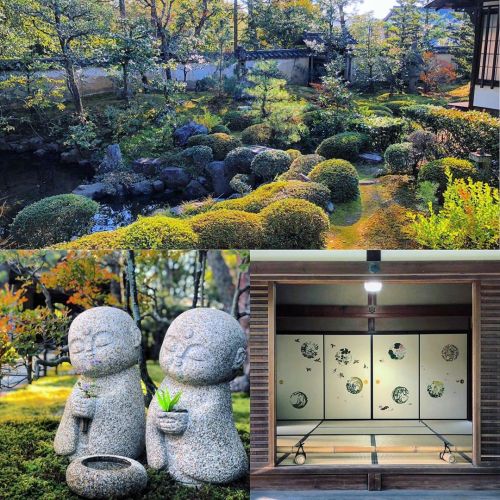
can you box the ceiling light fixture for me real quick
[364,281,382,293]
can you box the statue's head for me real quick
[68,307,141,377]
[160,308,247,386]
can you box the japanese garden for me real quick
[0,0,499,250]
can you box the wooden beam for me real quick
[472,280,482,465]
[268,282,276,468]
[276,304,472,318]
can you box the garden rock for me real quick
[133,158,164,176]
[61,148,82,164]
[173,121,208,146]
[54,307,146,461]
[184,179,209,201]
[152,180,165,192]
[206,161,232,197]
[359,152,383,163]
[159,167,191,189]
[73,183,108,200]
[130,180,154,197]
[66,455,148,499]
[99,144,123,173]
[146,308,248,486]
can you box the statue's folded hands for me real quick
[71,396,96,419]
[156,411,188,435]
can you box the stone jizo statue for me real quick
[54,307,146,460]
[146,307,248,486]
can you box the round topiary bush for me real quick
[229,174,253,195]
[286,149,302,161]
[120,216,198,249]
[190,209,263,248]
[251,149,292,180]
[260,198,330,249]
[224,146,257,176]
[208,133,242,160]
[418,157,478,195]
[309,159,360,203]
[280,154,325,181]
[241,123,273,146]
[224,110,253,131]
[180,145,213,176]
[211,124,231,134]
[61,228,127,249]
[10,194,99,247]
[384,142,415,174]
[385,100,412,116]
[186,134,212,148]
[315,132,367,160]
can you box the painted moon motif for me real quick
[392,386,409,404]
[290,391,308,409]
[301,342,319,359]
[346,377,363,394]
[427,380,445,398]
[388,342,406,360]
[441,344,459,361]
[335,348,352,365]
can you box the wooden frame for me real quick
[250,260,500,490]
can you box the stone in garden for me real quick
[184,179,209,201]
[54,307,146,461]
[159,167,191,189]
[61,148,82,164]
[206,161,232,197]
[133,157,164,176]
[66,455,148,499]
[73,182,108,200]
[152,180,165,192]
[98,144,123,173]
[359,152,383,163]
[130,180,154,197]
[146,307,248,486]
[173,121,208,146]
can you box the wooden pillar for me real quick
[472,280,481,465]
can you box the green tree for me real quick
[449,12,475,79]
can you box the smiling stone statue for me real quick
[54,307,146,460]
[146,307,248,486]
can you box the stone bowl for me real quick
[66,455,148,499]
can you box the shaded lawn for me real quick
[0,361,249,500]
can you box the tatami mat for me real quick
[280,453,373,466]
[313,420,431,435]
[376,452,471,465]
[423,420,473,435]
[276,420,321,436]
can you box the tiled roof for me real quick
[242,49,311,61]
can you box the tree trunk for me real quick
[126,250,156,406]
[64,58,84,118]
[207,252,235,312]
[122,62,131,103]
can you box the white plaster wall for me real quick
[473,85,500,111]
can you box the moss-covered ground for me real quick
[0,362,249,500]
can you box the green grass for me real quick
[0,361,249,500]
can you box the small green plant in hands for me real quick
[156,387,182,412]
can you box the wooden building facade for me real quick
[249,252,500,491]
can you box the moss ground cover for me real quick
[0,362,249,499]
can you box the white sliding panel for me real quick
[276,334,324,419]
[420,333,468,419]
[373,334,419,419]
[324,335,371,419]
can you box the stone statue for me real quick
[54,307,146,461]
[146,308,248,486]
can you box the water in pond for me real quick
[0,152,177,237]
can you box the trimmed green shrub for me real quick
[403,105,499,157]
[224,110,253,131]
[354,116,407,152]
[230,174,253,195]
[211,124,231,134]
[224,147,256,175]
[279,154,325,181]
[59,229,127,250]
[191,210,263,248]
[418,157,478,196]
[309,159,360,203]
[286,149,302,160]
[384,142,415,174]
[385,100,412,116]
[11,194,99,248]
[315,132,368,161]
[186,133,242,160]
[260,198,330,249]
[180,145,213,176]
[209,133,242,160]
[251,149,292,180]
[241,123,273,145]
[120,216,198,249]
